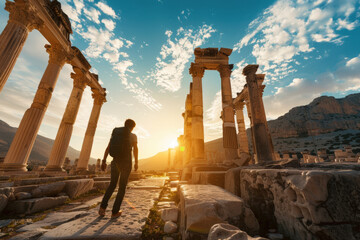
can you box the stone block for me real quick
[164,221,177,234]
[0,187,14,213]
[0,181,14,188]
[225,167,242,196]
[179,184,259,239]
[64,179,94,199]
[240,168,360,240]
[93,181,110,191]
[170,180,179,188]
[31,182,66,198]
[208,223,268,240]
[191,171,226,188]
[160,207,179,222]
[6,196,68,214]
[0,194,8,213]
[15,192,32,200]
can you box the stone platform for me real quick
[5,178,165,240]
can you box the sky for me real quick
[0,0,359,160]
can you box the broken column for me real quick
[235,101,249,154]
[243,65,274,163]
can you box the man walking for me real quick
[99,119,138,218]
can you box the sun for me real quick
[168,139,178,149]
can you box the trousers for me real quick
[100,159,132,214]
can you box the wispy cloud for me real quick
[233,0,359,82]
[151,25,216,92]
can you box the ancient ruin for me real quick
[0,0,106,173]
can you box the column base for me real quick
[44,165,66,172]
[0,163,27,172]
[75,168,89,175]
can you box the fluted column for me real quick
[0,44,68,171]
[218,64,238,163]
[76,90,106,171]
[45,67,87,171]
[243,65,275,163]
[235,101,249,154]
[0,0,43,92]
[189,63,205,163]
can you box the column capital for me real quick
[242,64,259,76]
[70,68,88,90]
[189,63,205,78]
[217,64,233,78]
[45,44,68,67]
[234,101,245,110]
[92,89,106,105]
[5,0,44,31]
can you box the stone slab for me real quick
[64,179,94,199]
[18,211,89,232]
[6,196,69,215]
[39,189,162,239]
[93,181,110,191]
[224,167,242,196]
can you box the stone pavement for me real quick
[9,177,166,240]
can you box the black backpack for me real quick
[109,127,131,159]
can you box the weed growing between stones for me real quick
[141,203,165,239]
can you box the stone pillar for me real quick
[0,44,67,171]
[45,68,87,171]
[235,101,249,154]
[184,88,192,166]
[218,64,238,163]
[245,98,256,164]
[189,63,205,163]
[243,65,275,163]
[76,90,106,171]
[0,0,43,92]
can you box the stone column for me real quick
[0,0,43,92]
[218,64,238,163]
[0,44,67,171]
[235,101,249,154]
[189,63,205,163]
[184,90,192,166]
[45,68,87,171]
[245,98,256,164]
[243,65,275,163]
[76,90,106,171]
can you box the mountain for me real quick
[267,93,360,138]
[139,93,360,170]
[0,120,96,166]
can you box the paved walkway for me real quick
[9,177,166,240]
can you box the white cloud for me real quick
[234,0,359,81]
[151,25,216,92]
[95,2,117,18]
[83,7,101,24]
[101,19,116,31]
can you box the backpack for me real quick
[109,127,132,159]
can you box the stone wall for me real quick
[238,168,360,240]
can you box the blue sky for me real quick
[0,0,359,160]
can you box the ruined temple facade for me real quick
[0,0,106,173]
[182,48,275,178]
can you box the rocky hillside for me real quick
[268,93,360,138]
[0,120,96,167]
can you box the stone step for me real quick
[191,171,227,188]
[93,177,110,181]
[13,175,85,186]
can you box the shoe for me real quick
[98,207,106,217]
[111,210,122,219]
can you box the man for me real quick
[99,119,138,218]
